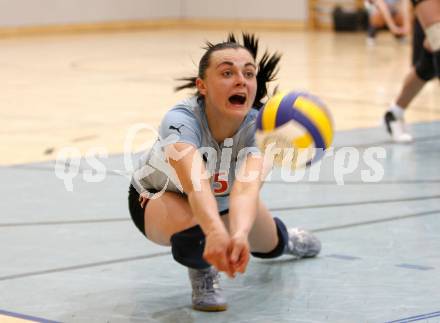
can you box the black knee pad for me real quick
[251,217,289,259]
[170,225,211,269]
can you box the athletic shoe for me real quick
[366,25,377,47]
[366,36,376,47]
[384,111,413,143]
[284,228,321,258]
[188,267,227,312]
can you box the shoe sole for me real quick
[192,304,228,312]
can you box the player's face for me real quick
[196,48,257,120]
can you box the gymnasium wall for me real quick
[182,0,307,21]
[0,0,179,27]
[0,0,307,28]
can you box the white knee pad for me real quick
[426,22,440,52]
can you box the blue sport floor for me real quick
[1,122,440,323]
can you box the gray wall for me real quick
[0,0,179,27]
[0,0,307,28]
[182,0,307,21]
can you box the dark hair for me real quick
[175,33,281,109]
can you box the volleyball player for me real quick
[127,33,321,311]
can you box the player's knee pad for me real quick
[170,225,211,269]
[251,217,289,259]
[426,22,440,52]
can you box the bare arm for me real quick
[372,0,405,35]
[400,0,412,35]
[166,142,233,276]
[228,152,263,274]
[229,153,262,237]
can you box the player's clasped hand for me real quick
[203,228,235,277]
[229,233,250,276]
[203,229,250,278]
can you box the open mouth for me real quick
[228,94,247,105]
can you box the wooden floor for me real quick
[1,28,439,165]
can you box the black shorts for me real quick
[128,184,230,237]
[413,19,426,65]
[412,19,435,80]
[128,184,148,235]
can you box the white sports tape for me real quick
[425,22,440,52]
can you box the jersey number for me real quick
[213,172,229,195]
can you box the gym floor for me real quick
[1,28,439,323]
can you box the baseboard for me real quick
[0,18,307,37]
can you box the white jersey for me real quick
[131,96,259,212]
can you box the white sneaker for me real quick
[366,37,376,47]
[384,111,413,143]
[284,228,321,258]
[188,267,227,312]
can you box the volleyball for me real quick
[256,91,333,169]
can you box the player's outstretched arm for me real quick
[228,152,263,275]
[372,0,406,35]
[166,142,234,277]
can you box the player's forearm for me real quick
[229,183,260,237]
[374,0,399,30]
[167,143,227,236]
[402,0,412,32]
[187,184,227,235]
[229,154,263,236]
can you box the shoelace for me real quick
[194,271,220,295]
[292,237,306,253]
[289,230,309,255]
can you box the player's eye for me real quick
[244,70,255,78]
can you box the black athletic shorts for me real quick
[412,19,435,80]
[128,184,148,235]
[128,184,230,237]
[413,19,425,65]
